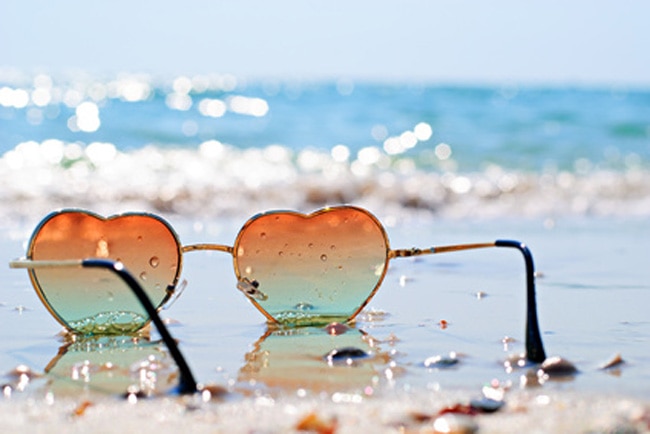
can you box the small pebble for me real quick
[469,397,504,413]
[537,356,579,379]
[122,385,149,401]
[323,322,349,336]
[324,347,369,365]
[424,352,460,369]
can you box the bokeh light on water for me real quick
[0,70,649,221]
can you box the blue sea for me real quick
[1,70,649,221]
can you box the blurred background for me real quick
[3,1,648,84]
[1,1,649,221]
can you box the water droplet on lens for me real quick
[137,236,143,242]
[330,245,336,250]
[278,251,284,257]
[308,242,314,248]
[320,254,328,262]
[337,265,343,270]
[96,239,109,258]
[140,272,147,281]
[149,256,159,268]
[260,232,267,239]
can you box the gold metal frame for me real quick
[23,209,184,331]
[180,207,500,324]
[12,205,547,362]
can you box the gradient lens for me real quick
[28,211,182,334]
[234,207,389,325]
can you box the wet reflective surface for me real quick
[2,216,649,432]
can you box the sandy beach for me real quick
[2,1,650,429]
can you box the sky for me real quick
[1,0,649,85]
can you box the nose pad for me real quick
[161,279,188,310]
[237,278,268,301]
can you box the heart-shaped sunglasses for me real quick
[11,205,547,365]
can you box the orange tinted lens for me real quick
[234,207,389,325]
[28,211,181,334]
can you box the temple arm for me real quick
[9,258,199,394]
[390,239,547,363]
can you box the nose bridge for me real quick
[180,243,234,254]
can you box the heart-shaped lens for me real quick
[233,207,389,325]
[28,211,182,334]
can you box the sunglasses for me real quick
[10,205,547,365]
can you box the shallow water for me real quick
[2,72,650,223]
[3,215,649,399]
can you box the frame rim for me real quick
[24,208,184,333]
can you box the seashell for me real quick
[295,412,337,434]
[199,384,228,402]
[72,400,93,417]
[431,414,479,434]
[599,353,625,370]
[7,364,39,380]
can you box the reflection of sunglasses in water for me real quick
[239,325,392,393]
[42,324,388,398]
[11,205,548,394]
[44,335,179,397]
[11,258,198,394]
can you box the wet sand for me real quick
[1,214,649,432]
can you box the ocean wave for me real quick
[1,139,649,222]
